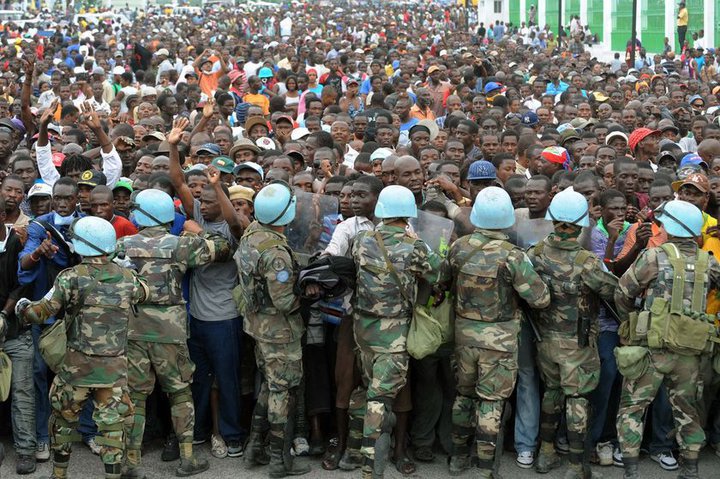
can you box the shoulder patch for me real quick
[272,257,287,272]
[276,270,290,283]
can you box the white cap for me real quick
[73,66,85,75]
[290,127,310,140]
[370,147,393,161]
[155,48,169,57]
[28,182,52,198]
[256,137,275,150]
[141,86,157,97]
[112,66,125,75]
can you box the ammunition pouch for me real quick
[614,346,649,380]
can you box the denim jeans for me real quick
[590,331,621,445]
[32,325,50,445]
[188,316,244,443]
[514,320,540,454]
[648,385,675,454]
[4,331,36,455]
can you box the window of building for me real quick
[494,0,502,14]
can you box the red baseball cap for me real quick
[52,152,65,167]
[628,127,660,153]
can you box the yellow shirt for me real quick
[678,8,688,27]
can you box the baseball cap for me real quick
[142,131,166,142]
[112,178,134,194]
[245,116,268,134]
[28,182,52,198]
[673,172,709,193]
[521,111,539,126]
[228,70,243,83]
[592,91,609,102]
[77,169,108,187]
[628,127,660,153]
[290,127,311,141]
[605,131,629,145]
[51,152,65,167]
[233,161,264,180]
[141,86,158,97]
[275,114,294,126]
[196,143,222,156]
[559,129,582,146]
[370,147,393,162]
[228,185,255,203]
[427,65,440,74]
[155,48,169,56]
[467,160,497,180]
[483,82,502,95]
[417,119,440,141]
[112,66,125,76]
[658,119,679,134]
[256,137,275,150]
[211,156,235,174]
[679,153,708,169]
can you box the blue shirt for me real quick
[545,81,569,96]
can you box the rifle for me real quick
[520,300,543,343]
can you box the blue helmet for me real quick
[133,189,176,227]
[656,200,703,238]
[467,160,497,180]
[375,185,417,219]
[470,186,515,229]
[545,189,590,227]
[70,216,117,257]
[255,181,297,226]
[258,67,274,79]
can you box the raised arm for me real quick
[207,164,247,239]
[20,56,36,144]
[167,116,195,218]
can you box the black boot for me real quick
[623,456,639,479]
[268,427,311,478]
[677,457,699,479]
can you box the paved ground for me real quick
[2,439,719,479]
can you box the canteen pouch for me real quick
[38,319,68,374]
[0,350,11,402]
[407,305,443,360]
[614,346,649,381]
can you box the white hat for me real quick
[255,137,275,150]
[73,66,85,75]
[112,66,125,75]
[290,127,310,140]
[370,147,393,161]
[155,48,169,57]
[141,86,157,97]
[28,182,52,198]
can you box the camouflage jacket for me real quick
[529,233,618,340]
[22,257,149,387]
[352,224,441,354]
[446,229,550,352]
[616,239,720,320]
[237,221,303,344]
[116,226,232,344]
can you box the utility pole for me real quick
[630,0,638,66]
[558,0,562,40]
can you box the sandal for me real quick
[321,446,342,470]
[394,453,417,475]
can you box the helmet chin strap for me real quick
[131,203,166,226]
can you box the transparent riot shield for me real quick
[409,209,455,256]
[506,217,554,249]
[285,191,339,263]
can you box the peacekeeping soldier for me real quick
[236,182,310,478]
[615,200,720,479]
[117,189,232,478]
[348,185,442,479]
[15,216,149,479]
[444,187,550,478]
[528,189,618,479]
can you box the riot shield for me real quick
[409,210,455,255]
[285,191,339,261]
[507,217,554,249]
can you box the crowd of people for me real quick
[0,1,720,479]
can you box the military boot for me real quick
[105,463,122,479]
[175,456,209,477]
[339,416,364,470]
[622,457,639,479]
[677,458,699,479]
[268,439,311,477]
[448,455,471,476]
[245,430,270,466]
[121,449,146,479]
[536,442,561,473]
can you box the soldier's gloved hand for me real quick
[14,298,31,319]
[113,254,137,270]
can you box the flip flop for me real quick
[322,446,342,470]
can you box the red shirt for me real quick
[112,215,139,239]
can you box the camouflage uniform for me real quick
[20,258,148,479]
[116,226,231,471]
[615,239,720,468]
[348,224,441,478]
[445,229,550,476]
[528,233,618,476]
[236,221,305,473]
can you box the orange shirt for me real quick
[196,69,222,97]
[243,92,270,116]
[410,104,435,121]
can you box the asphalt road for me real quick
[2,439,719,479]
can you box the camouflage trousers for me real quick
[348,348,409,468]
[252,339,303,436]
[617,349,705,460]
[124,340,196,465]
[451,345,517,464]
[49,377,132,466]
